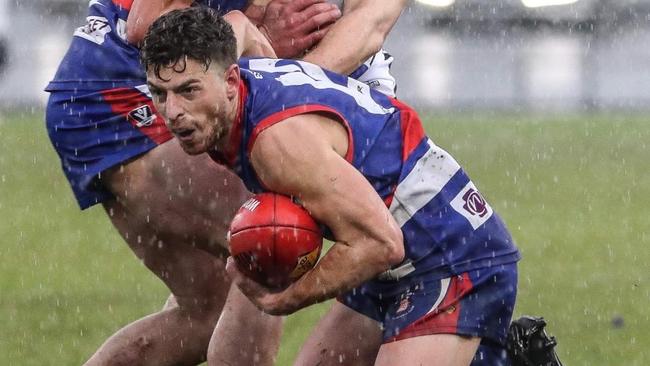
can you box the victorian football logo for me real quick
[127,105,157,128]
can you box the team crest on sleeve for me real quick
[450,182,493,229]
[127,105,157,127]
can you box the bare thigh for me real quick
[104,139,250,254]
[294,302,383,366]
[102,138,250,311]
[105,198,230,313]
[89,139,282,365]
[375,334,481,366]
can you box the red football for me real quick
[228,193,323,289]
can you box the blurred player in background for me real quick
[142,7,520,366]
[45,0,406,365]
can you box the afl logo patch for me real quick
[128,105,157,127]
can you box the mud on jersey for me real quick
[217,58,520,280]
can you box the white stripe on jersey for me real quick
[389,139,461,227]
[355,49,396,97]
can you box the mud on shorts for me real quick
[339,263,518,366]
[45,85,172,209]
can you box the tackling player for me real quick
[142,7,521,366]
[45,0,406,365]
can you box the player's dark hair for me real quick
[140,6,237,81]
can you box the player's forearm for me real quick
[302,0,406,74]
[281,238,404,313]
[127,0,193,46]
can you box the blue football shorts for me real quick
[339,263,518,365]
[45,86,172,209]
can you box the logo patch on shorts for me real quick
[450,182,493,229]
[397,298,411,313]
[127,105,157,127]
[393,291,415,318]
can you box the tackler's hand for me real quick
[258,0,341,58]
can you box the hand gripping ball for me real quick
[228,193,323,289]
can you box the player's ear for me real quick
[224,64,240,100]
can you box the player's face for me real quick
[147,59,240,155]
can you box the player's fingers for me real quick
[297,2,341,27]
[286,6,337,51]
[291,23,334,51]
[283,3,337,29]
[267,0,322,19]
[296,14,338,36]
[286,0,327,13]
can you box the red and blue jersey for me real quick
[46,0,246,91]
[221,58,520,279]
[44,0,245,209]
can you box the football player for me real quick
[142,7,520,366]
[45,0,405,365]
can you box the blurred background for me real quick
[3,0,650,110]
[1,0,648,365]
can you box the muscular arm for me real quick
[246,114,404,314]
[303,0,407,74]
[128,0,338,57]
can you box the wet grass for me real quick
[1,110,648,365]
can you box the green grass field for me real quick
[1,110,648,365]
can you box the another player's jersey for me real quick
[350,49,396,97]
[46,0,244,91]
[219,58,520,280]
[45,0,395,95]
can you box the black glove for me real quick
[506,316,564,366]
